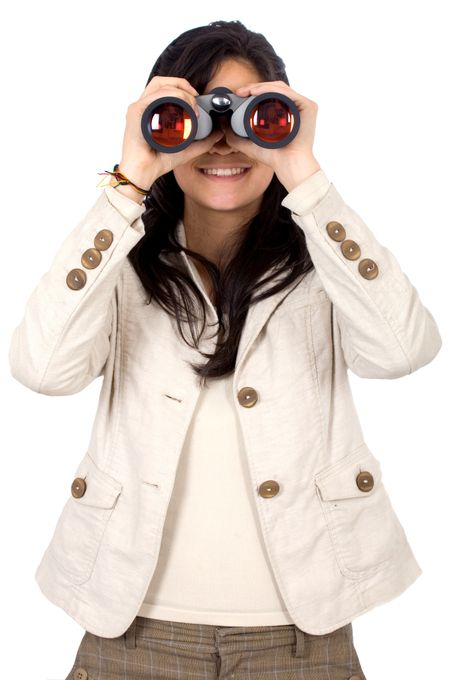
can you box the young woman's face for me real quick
[172,59,275,215]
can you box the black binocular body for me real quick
[141,86,300,153]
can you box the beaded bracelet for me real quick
[97,163,150,195]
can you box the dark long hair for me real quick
[127,19,314,386]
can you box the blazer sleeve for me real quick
[8,186,147,395]
[281,170,443,379]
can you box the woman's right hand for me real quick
[116,76,224,192]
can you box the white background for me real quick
[1,0,449,678]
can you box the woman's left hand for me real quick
[220,81,322,192]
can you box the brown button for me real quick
[341,239,361,260]
[326,221,346,241]
[237,386,258,408]
[71,477,87,498]
[66,268,87,290]
[358,258,378,279]
[73,669,88,680]
[94,229,114,250]
[356,471,374,492]
[81,247,102,269]
[258,480,280,498]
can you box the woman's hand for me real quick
[221,81,321,192]
[117,76,224,190]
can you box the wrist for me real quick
[109,180,147,205]
[117,160,159,192]
[277,155,321,193]
[109,160,159,205]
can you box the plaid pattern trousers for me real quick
[65,615,367,679]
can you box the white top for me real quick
[137,372,295,625]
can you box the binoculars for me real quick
[141,86,300,153]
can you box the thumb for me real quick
[222,126,253,154]
[179,130,224,164]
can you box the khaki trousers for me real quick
[65,616,367,679]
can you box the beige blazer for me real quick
[8,171,442,637]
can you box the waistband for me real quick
[124,615,309,657]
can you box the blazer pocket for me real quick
[314,442,407,579]
[48,452,123,585]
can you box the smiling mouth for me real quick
[197,167,252,179]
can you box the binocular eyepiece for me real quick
[141,86,300,153]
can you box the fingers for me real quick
[133,86,200,119]
[235,82,317,107]
[140,76,198,98]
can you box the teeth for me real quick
[201,168,248,176]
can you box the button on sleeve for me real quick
[8,188,147,395]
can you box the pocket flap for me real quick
[314,443,382,501]
[72,452,123,509]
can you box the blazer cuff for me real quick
[104,185,147,227]
[281,169,331,216]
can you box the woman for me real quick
[9,19,441,680]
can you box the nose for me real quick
[207,116,235,155]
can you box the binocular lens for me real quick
[141,91,300,152]
[248,98,295,143]
[145,103,193,148]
